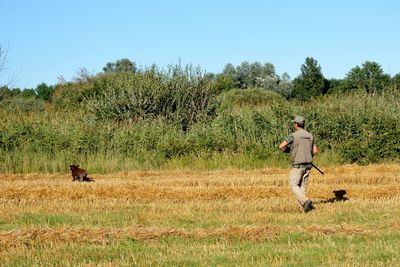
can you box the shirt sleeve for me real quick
[285,133,294,144]
[312,135,317,146]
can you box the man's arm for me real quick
[279,140,288,151]
[313,144,318,156]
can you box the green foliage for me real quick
[211,74,235,93]
[344,61,391,93]
[222,61,276,89]
[325,78,348,94]
[103,58,137,73]
[0,86,45,113]
[35,82,55,102]
[338,116,400,164]
[0,86,21,101]
[302,92,400,164]
[83,64,212,131]
[2,88,400,173]
[292,57,327,100]
[1,55,400,172]
[3,97,45,113]
[52,81,91,109]
[391,73,400,90]
[262,73,293,99]
[20,88,36,98]
[217,88,285,111]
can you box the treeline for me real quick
[212,57,400,99]
[0,83,54,113]
[2,57,400,103]
[0,57,399,173]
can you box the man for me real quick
[279,115,318,213]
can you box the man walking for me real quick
[279,115,318,213]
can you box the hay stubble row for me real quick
[1,164,400,250]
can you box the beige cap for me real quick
[292,115,305,124]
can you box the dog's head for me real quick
[333,190,347,199]
[69,164,79,171]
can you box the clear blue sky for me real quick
[1,0,399,88]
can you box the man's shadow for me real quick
[316,190,349,204]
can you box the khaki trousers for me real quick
[289,167,311,206]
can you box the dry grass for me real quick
[1,164,400,265]
[0,224,378,249]
[2,165,400,201]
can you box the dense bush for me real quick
[217,88,285,111]
[1,68,399,172]
[2,97,45,113]
[55,65,214,132]
[211,74,235,93]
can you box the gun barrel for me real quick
[312,163,324,175]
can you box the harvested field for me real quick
[1,164,400,266]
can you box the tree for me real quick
[204,72,216,81]
[21,88,37,98]
[223,61,276,89]
[262,63,276,77]
[325,78,347,94]
[212,74,235,93]
[255,72,293,98]
[222,63,236,77]
[103,62,115,72]
[344,61,390,93]
[103,58,137,73]
[292,57,327,100]
[0,86,22,102]
[0,86,10,101]
[235,61,251,88]
[392,73,400,90]
[280,72,291,82]
[35,82,55,102]
[223,63,240,88]
[249,62,264,87]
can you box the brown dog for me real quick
[69,165,94,182]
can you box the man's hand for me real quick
[279,141,288,151]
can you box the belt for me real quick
[292,163,312,168]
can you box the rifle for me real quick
[311,163,324,175]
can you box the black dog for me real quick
[318,190,348,204]
[333,190,348,201]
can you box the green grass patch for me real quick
[2,234,400,266]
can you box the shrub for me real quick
[3,97,45,113]
[81,65,212,131]
[218,88,285,111]
[1,75,400,173]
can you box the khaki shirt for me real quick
[285,129,315,165]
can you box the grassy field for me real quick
[1,164,400,266]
